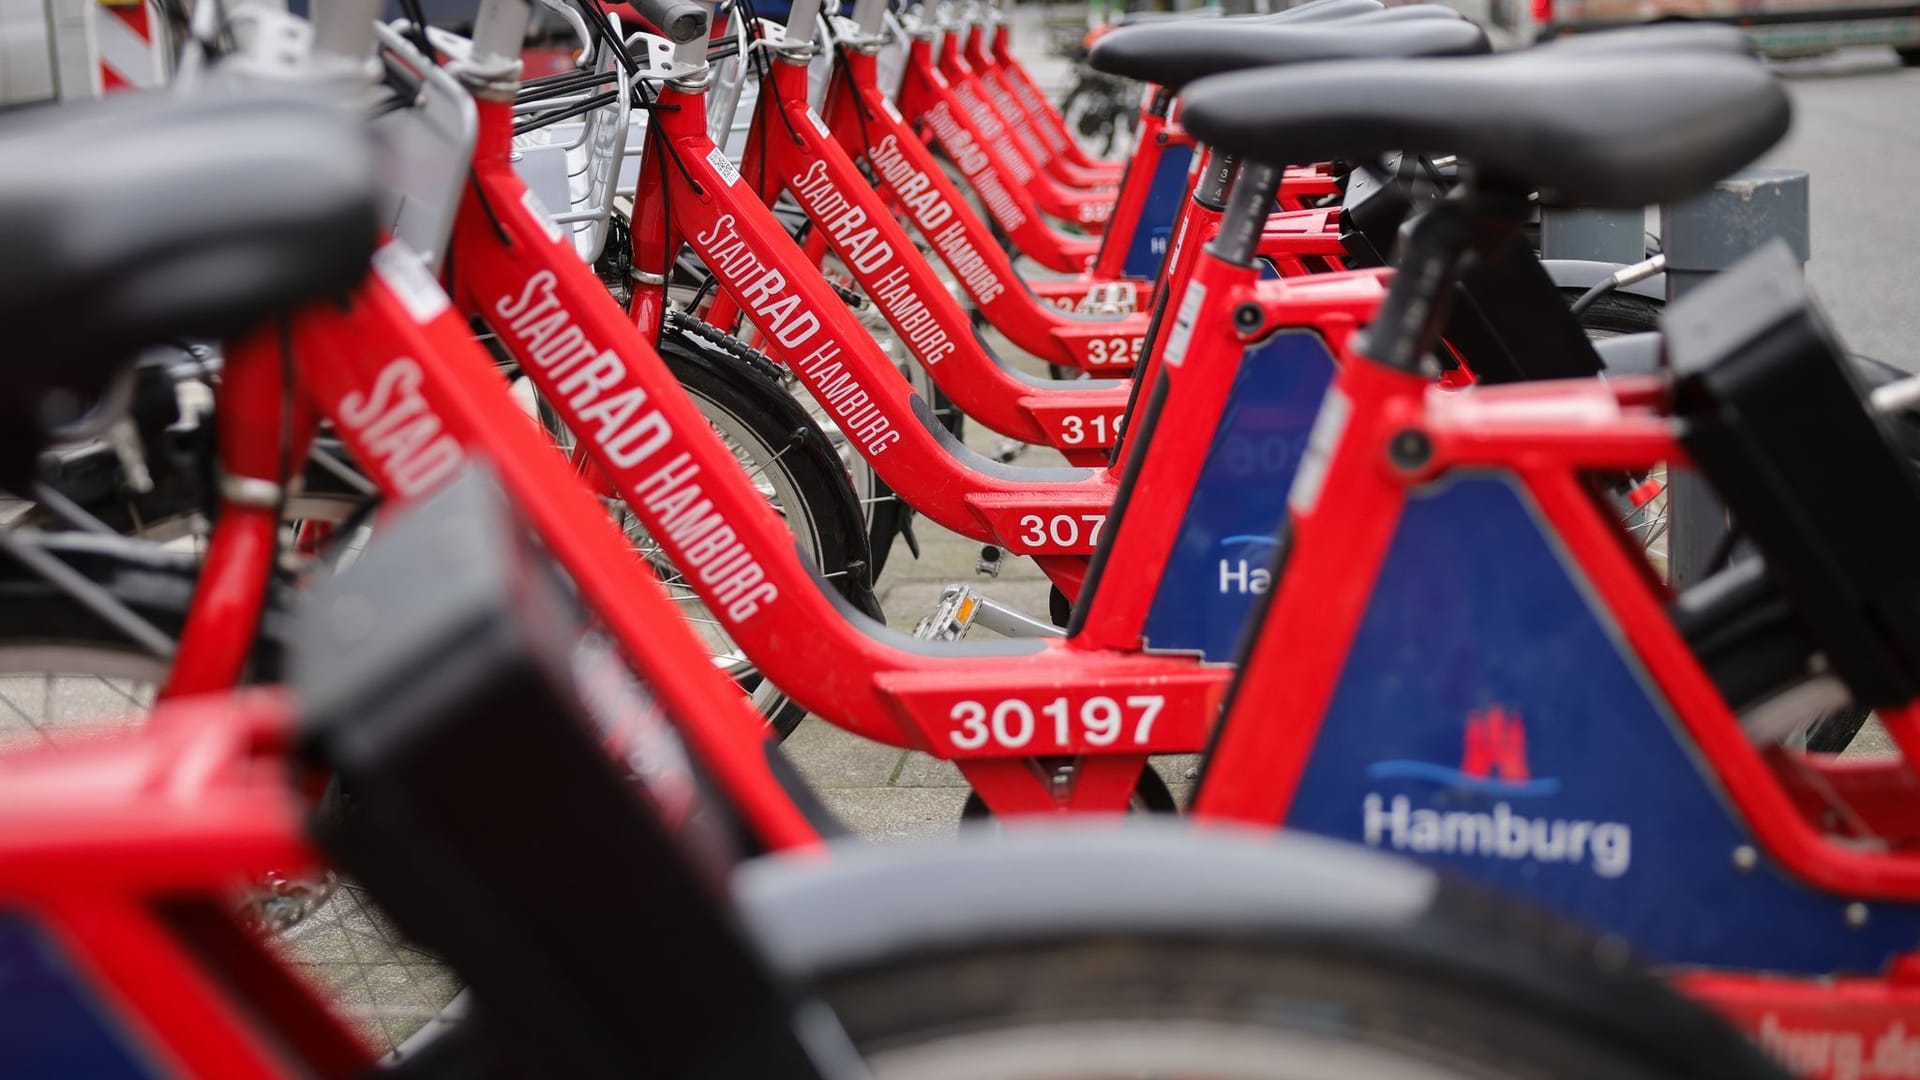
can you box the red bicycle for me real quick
[4,9,1913,1073]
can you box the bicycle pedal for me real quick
[913,584,984,642]
[1077,282,1137,317]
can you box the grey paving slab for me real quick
[780,717,910,788]
[893,750,973,788]
[815,785,975,843]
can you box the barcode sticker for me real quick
[1162,282,1206,367]
[1288,387,1350,516]
[370,241,451,325]
[521,188,565,244]
[708,146,742,187]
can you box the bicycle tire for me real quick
[0,535,283,747]
[819,934,1781,1080]
[1803,706,1871,753]
[1570,289,1661,339]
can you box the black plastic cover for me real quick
[293,467,826,1079]
[1667,241,1920,707]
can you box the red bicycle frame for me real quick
[1157,223,1920,1070]
[0,689,369,1077]
[933,20,1117,231]
[162,63,1242,819]
[961,17,1122,190]
[878,25,1346,353]
[623,62,1135,577]
[894,28,1100,274]
[825,39,1155,374]
[984,11,1128,177]
[729,47,1128,460]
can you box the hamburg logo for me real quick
[1216,534,1277,596]
[1359,707,1632,878]
[1366,706,1561,797]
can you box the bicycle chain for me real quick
[829,279,869,311]
[663,307,786,384]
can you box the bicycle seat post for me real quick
[787,0,824,58]
[1352,184,1528,375]
[463,0,535,93]
[310,0,383,70]
[849,0,887,40]
[672,2,714,74]
[1208,160,1281,269]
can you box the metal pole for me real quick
[310,0,384,64]
[851,0,887,35]
[1660,166,1811,587]
[787,0,823,49]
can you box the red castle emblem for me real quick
[1461,706,1530,783]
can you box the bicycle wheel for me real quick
[823,935,1775,1080]
[0,537,203,748]
[1572,289,1661,340]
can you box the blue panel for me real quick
[1141,330,1334,660]
[0,912,158,1078]
[1119,144,1194,280]
[1282,474,1920,975]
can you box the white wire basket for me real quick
[510,11,634,263]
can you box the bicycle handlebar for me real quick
[612,0,709,43]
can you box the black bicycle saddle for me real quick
[1179,50,1789,206]
[0,92,378,379]
[1090,9,1487,91]
[0,91,378,487]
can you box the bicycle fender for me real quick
[736,821,1785,1080]
[1542,258,1668,302]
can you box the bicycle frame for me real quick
[961,14,1123,190]
[880,20,1348,362]
[933,16,1117,232]
[983,7,1128,177]
[1163,226,1920,1063]
[0,689,370,1077]
[157,1,1442,819]
[894,26,1099,274]
[621,59,1135,577]
[729,44,1130,460]
[161,72,1235,820]
[823,35,1155,375]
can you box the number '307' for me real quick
[949,695,1165,751]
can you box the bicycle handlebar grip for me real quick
[616,0,709,43]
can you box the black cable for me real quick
[571,0,641,76]
[397,0,438,62]
[1568,277,1617,319]
[514,88,621,135]
[519,67,623,100]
